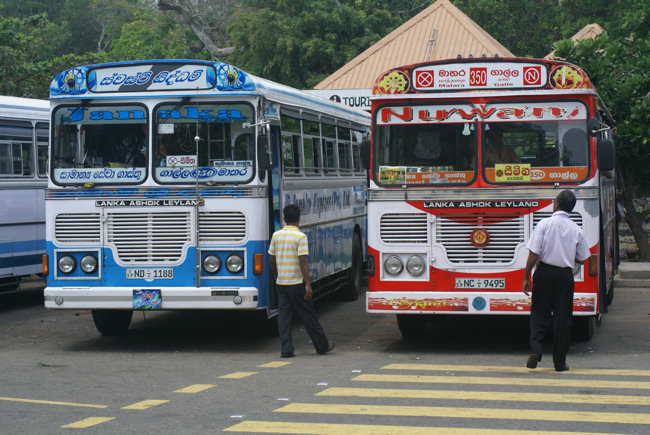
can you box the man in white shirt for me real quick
[523,190,590,371]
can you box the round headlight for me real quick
[384,255,403,276]
[406,255,426,276]
[226,254,244,273]
[58,255,76,274]
[80,254,98,273]
[203,255,221,274]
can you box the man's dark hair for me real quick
[556,190,577,212]
[283,204,301,223]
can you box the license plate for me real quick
[455,278,505,289]
[126,268,174,279]
[133,289,161,310]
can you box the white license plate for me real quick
[455,278,505,289]
[126,268,174,280]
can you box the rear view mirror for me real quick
[597,138,615,171]
[257,134,273,171]
[361,138,370,170]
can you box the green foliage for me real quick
[229,0,399,88]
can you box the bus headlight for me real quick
[80,255,98,273]
[226,254,244,273]
[406,255,426,276]
[203,255,222,274]
[58,255,76,274]
[384,255,403,276]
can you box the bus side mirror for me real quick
[361,139,370,170]
[597,138,615,171]
[257,134,273,171]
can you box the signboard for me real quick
[304,89,371,111]
[89,63,215,93]
[412,62,548,91]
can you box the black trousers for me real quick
[529,262,574,369]
[277,283,329,355]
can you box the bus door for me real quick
[266,124,282,314]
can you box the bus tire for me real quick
[0,277,21,293]
[571,315,595,341]
[91,310,133,335]
[257,311,279,337]
[396,314,427,339]
[339,231,363,301]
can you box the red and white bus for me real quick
[365,58,617,340]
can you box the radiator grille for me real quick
[55,213,101,243]
[106,212,191,263]
[199,211,246,242]
[380,213,428,244]
[436,213,525,264]
[533,211,583,228]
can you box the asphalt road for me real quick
[1,278,649,434]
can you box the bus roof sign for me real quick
[373,58,594,95]
[412,62,548,91]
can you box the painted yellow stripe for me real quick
[219,371,258,379]
[276,402,650,424]
[258,361,292,368]
[174,384,216,394]
[223,420,615,434]
[353,373,650,390]
[61,417,114,428]
[0,396,107,408]
[381,364,650,377]
[121,399,169,410]
[317,387,650,406]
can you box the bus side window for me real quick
[324,140,336,175]
[281,134,301,175]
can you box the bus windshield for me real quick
[153,102,255,184]
[52,104,147,185]
[375,121,476,186]
[481,102,589,184]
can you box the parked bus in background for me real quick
[365,57,616,341]
[0,96,49,293]
[44,60,369,335]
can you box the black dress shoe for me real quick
[281,352,295,358]
[526,354,541,369]
[555,364,569,372]
[317,343,335,355]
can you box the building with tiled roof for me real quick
[307,0,514,110]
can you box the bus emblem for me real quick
[470,228,490,248]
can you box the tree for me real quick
[155,0,243,58]
[552,1,650,258]
[228,0,400,88]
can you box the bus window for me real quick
[303,137,321,175]
[282,134,301,175]
[52,104,147,184]
[324,140,336,174]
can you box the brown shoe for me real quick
[526,354,541,369]
[555,364,569,372]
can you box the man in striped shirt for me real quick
[268,204,334,358]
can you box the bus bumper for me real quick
[366,291,597,315]
[44,286,260,310]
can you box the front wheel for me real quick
[91,310,133,335]
[571,315,595,341]
[396,314,428,339]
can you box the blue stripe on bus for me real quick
[0,253,43,269]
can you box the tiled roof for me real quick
[314,0,514,90]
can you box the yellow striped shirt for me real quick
[268,225,308,285]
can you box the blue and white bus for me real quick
[0,96,49,293]
[44,60,369,334]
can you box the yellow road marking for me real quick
[317,387,650,406]
[174,384,216,394]
[224,420,620,434]
[121,399,169,410]
[219,371,258,379]
[382,363,650,377]
[0,396,107,408]
[353,373,650,390]
[275,402,650,424]
[258,361,292,368]
[61,417,114,428]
